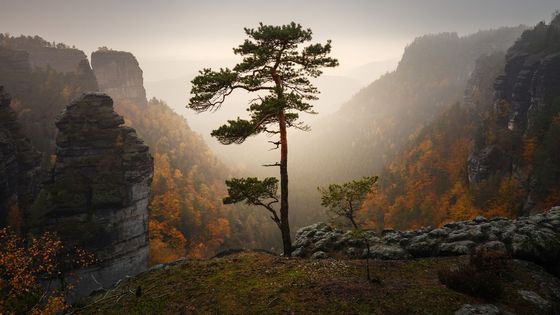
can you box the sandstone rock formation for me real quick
[91,50,147,106]
[0,34,92,74]
[25,46,91,74]
[467,16,560,212]
[292,206,560,275]
[0,86,41,227]
[0,47,32,97]
[0,38,99,167]
[31,93,153,299]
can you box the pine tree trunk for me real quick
[278,111,292,256]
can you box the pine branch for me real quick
[262,162,281,167]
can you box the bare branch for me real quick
[262,162,281,167]
[268,140,281,151]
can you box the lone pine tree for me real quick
[188,22,338,256]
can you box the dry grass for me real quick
[74,251,553,315]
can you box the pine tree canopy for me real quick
[188,22,338,145]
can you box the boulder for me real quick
[439,241,476,256]
[454,304,501,315]
[364,244,411,260]
[311,251,327,259]
[291,207,560,275]
[517,290,551,312]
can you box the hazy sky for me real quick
[2,0,558,82]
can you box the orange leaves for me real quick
[114,97,272,262]
[208,218,231,241]
[30,296,68,315]
[0,228,94,314]
[368,104,481,230]
[485,176,525,218]
[149,219,187,265]
[0,228,35,293]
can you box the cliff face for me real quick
[0,86,41,228]
[467,16,560,214]
[365,17,560,230]
[0,34,93,75]
[25,47,89,74]
[91,50,147,106]
[32,93,153,298]
[90,49,265,261]
[0,36,99,166]
[0,47,32,97]
[285,26,526,229]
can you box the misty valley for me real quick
[1,2,560,314]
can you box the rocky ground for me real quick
[292,207,560,276]
[73,208,560,314]
[75,251,559,314]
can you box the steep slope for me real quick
[92,48,147,106]
[469,15,560,215]
[30,93,153,299]
[289,26,526,228]
[0,35,98,166]
[367,15,560,230]
[0,34,93,74]
[91,49,278,262]
[0,86,41,230]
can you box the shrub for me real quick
[0,228,95,314]
[437,244,508,300]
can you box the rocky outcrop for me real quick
[0,34,98,84]
[0,47,32,97]
[31,93,153,299]
[91,50,147,106]
[498,20,560,134]
[292,206,560,275]
[467,145,505,184]
[0,86,41,227]
[25,47,91,74]
[0,34,91,74]
[454,304,501,315]
[1,37,99,167]
[467,16,560,188]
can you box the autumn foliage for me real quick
[115,98,275,263]
[363,94,560,230]
[0,228,94,314]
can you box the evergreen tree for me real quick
[188,22,338,256]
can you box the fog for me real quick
[3,0,558,79]
[2,0,558,224]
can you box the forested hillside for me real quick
[288,26,526,228]
[114,97,278,262]
[363,15,560,230]
[0,34,98,167]
[0,36,278,263]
